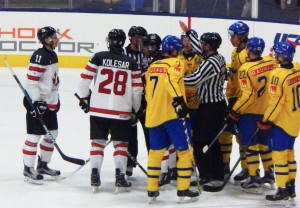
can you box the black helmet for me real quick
[108,29,126,48]
[37,26,56,44]
[143,33,161,48]
[128,26,147,37]
[200,32,222,51]
[137,26,148,37]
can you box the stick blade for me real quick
[202,145,208,153]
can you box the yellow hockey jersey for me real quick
[178,52,202,109]
[262,62,300,137]
[145,57,187,128]
[233,56,278,115]
[226,48,248,99]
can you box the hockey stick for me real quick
[56,140,113,181]
[181,118,202,193]
[127,151,148,176]
[4,59,86,166]
[202,123,228,153]
[203,128,259,192]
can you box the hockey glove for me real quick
[79,96,90,113]
[172,96,188,118]
[30,101,47,118]
[257,121,272,141]
[227,97,238,110]
[225,67,233,80]
[224,110,240,135]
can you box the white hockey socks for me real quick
[23,134,40,167]
[90,139,106,172]
[113,141,128,174]
[39,130,57,163]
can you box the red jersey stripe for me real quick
[113,150,127,157]
[114,143,128,148]
[40,144,54,152]
[27,74,40,81]
[86,65,97,73]
[89,107,131,116]
[29,66,45,73]
[132,83,143,87]
[91,142,105,149]
[81,73,93,80]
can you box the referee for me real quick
[123,26,148,177]
[180,22,227,192]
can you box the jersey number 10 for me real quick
[292,84,300,112]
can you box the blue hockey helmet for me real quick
[246,37,265,56]
[273,41,296,61]
[162,35,183,52]
[228,21,249,37]
[181,29,198,41]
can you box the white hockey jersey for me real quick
[77,49,143,120]
[25,46,60,111]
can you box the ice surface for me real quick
[0,67,299,208]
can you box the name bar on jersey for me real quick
[251,64,276,76]
[149,67,167,74]
[288,75,300,86]
[103,59,130,69]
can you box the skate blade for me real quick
[115,187,130,194]
[262,183,276,190]
[241,187,262,195]
[92,186,99,193]
[42,175,59,181]
[266,199,292,207]
[234,179,246,185]
[148,197,157,204]
[177,196,199,204]
[24,176,43,185]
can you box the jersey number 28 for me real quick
[98,68,128,96]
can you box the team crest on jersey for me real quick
[174,67,181,74]
[270,85,277,94]
[241,79,247,87]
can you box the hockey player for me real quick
[22,26,61,185]
[124,26,148,177]
[158,30,203,188]
[219,21,250,183]
[258,41,299,203]
[227,37,277,194]
[76,29,143,192]
[145,35,199,203]
[179,29,203,131]
[139,33,162,151]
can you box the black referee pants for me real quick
[193,100,226,181]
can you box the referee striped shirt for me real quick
[184,29,226,103]
[184,52,227,103]
[123,45,147,72]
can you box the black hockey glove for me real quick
[224,110,240,135]
[257,121,272,141]
[172,96,188,118]
[79,96,90,113]
[227,97,238,110]
[225,67,233,80]
[30,101,47,118]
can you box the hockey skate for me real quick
[148,190,159,204]
[115,169,131,194]
[266,187,290,206]
[23,165,43,185]
[177,188,199,203]
[202,180,223,192]
[234,168,249,184]
[37,156,60,180]
[260,167,275,190]
[158,172,170,190]
[287,180,296,205]
[241,175,262,194]
[91,168,101,193]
